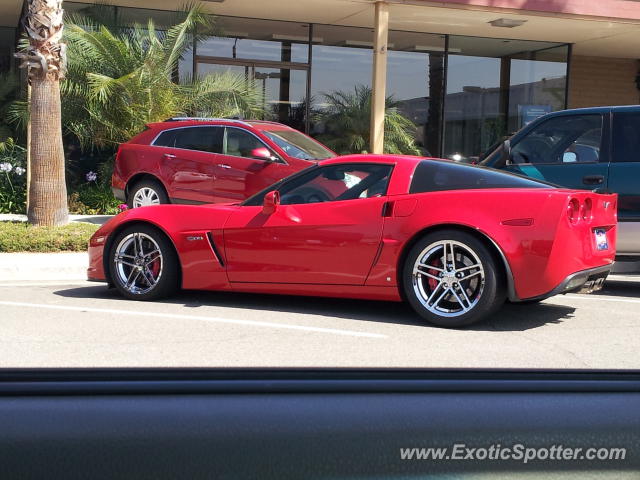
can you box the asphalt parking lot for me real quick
[0,276,639,369]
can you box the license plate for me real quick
[594,228,609,251]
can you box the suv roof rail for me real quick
[164,117,252,127]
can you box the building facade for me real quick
[1,0,639,160]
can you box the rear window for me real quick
[410,160,553,193]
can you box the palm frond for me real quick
[315,84,420,155]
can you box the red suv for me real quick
[111,118,336,207]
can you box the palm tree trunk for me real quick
[16,0,68,226]
[29,78,67,225]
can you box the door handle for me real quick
[219,164,231,169]
[164,153,176,159]
[582,175,604,185]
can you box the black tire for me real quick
[108,224,179,301]
[127,179,169,209]
[402,230,506,328]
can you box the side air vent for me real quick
[206,232,225,267]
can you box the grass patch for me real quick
[0,221,99,253]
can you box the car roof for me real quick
[546,105,640,116]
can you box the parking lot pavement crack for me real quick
[508,330,591,367]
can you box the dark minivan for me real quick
[481,105,640,268]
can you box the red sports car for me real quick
[89,155,617,327]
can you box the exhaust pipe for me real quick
[576,276,606,294]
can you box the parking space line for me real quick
[0,301,387,339]
[0,282,92,287]
[564,295,640,304]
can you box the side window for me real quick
[167,127,223,154]
[279,164,393,205]
[225,128,274,160]
[510,114,603,165]
[410,160,551,194]
[153,129,179,148]
[612,112,640,162]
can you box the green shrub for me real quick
[0,139,27,214]
[68,183,120,215]
[0,221,99,252]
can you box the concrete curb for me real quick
[0,214,112,225]
[0,252,89,282]
[0,215,112,281]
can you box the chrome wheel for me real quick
[113,232,163,295]
[412,240,485,318]
[132,187,160,208]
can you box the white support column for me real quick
[370,1,389,154]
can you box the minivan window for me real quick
[510,114,602,165]
[612,112,640,162]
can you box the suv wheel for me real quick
[128,180,169,208]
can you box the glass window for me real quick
[196,64,308,128]
[225,128,271,159]
[444,36,568,161]
[279,164,393,204]
[612,112,640,162]
[410,160,552,193]
[196,17,309,64]
[508,46,569,133]
[386,31,446,156]
[0,27,16,73]
[153,129,179,148]
[444,50,502,162]
[157,126,223,153]
[510,114,602,165]
[178,35,194,83]
[310,24,372,143]
[260,128,335,160]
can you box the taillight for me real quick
[581,197,592,223]
[567,198,580,224]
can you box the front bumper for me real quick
[517,264,611,303]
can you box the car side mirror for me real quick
[563,151,577,163]
[262,190,280,215]
[251,147,276,162]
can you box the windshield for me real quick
[261,129,336,161]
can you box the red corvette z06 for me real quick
[89,155,617,327]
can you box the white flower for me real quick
[85,171,98,182]
[0,162,12,173]
[14,167,25,175]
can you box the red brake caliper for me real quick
[149,258,161,278]
[427,258,443,291]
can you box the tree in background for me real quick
[62,6,265,149]
[15,0,68,226]
[314,85,421,156]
